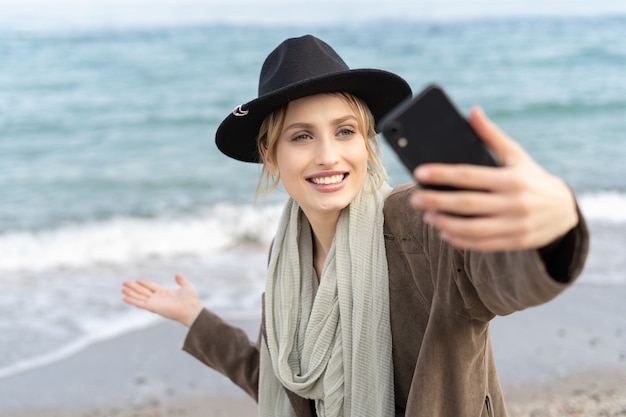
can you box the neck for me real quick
[305,210,340,280]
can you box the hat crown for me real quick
[215,35,411,163]
[258,35,349,96]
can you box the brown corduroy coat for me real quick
[183,184,589,417]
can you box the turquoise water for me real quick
[1,6,625,380]
[2,18,626,232]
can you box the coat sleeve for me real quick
[461,203,590,317]
[385,183,590,320]
[182,308,260,401]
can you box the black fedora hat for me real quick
[215,34,412,163]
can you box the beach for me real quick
[2,1,626,416]
[1,283,624,417]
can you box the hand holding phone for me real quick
[378,84,499,191]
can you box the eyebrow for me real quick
[283,115,358,132]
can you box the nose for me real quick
[314,136,340,166]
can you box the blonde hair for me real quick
[255,92,386,198]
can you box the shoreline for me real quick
[1,283,624,416]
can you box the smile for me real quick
[308,174,346,185]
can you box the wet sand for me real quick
[1,284,624,416]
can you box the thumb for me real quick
[469,106,526,166]
[175,273,190,287]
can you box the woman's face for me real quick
[267,93,369,221]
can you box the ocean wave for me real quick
[0,203,282,273]
[0,191,623,274]
[578,191,626,223]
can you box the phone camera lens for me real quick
[388,122,403,139]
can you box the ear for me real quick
[260,145,278,176]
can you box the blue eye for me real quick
[292,133,312,141]
[338,128,356,136]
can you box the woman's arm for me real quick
[182,308,260,400]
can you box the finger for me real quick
[442,232,526,252]
[428,211,525,240]
[121,281,143,295]
[414,164,514,193]
[411,189,515,217]
[429,214,533,251]
[136,279,161,292]
[121,285,149,301]
[122,294,147,307]
[175,274,188,287]
[123,280,155,297]
[468,107,527,166]
[121,287,149,306]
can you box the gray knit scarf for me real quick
[259,175,394,417]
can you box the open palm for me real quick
[122,274,203,327]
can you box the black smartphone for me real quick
[378,84,499,191]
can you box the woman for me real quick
[122,35,588,416]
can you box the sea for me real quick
[1,0,625,380]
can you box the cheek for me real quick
[354,143,370,169]
[270,142,293,176]
[274,149,300,179]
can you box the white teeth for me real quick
[311,174,344,185]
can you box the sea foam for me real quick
[0,203,282,273]
[0,191,623,274]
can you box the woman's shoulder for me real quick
[385,183,418,213]
[383,183,425,236]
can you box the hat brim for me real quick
[215,69,412,163]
